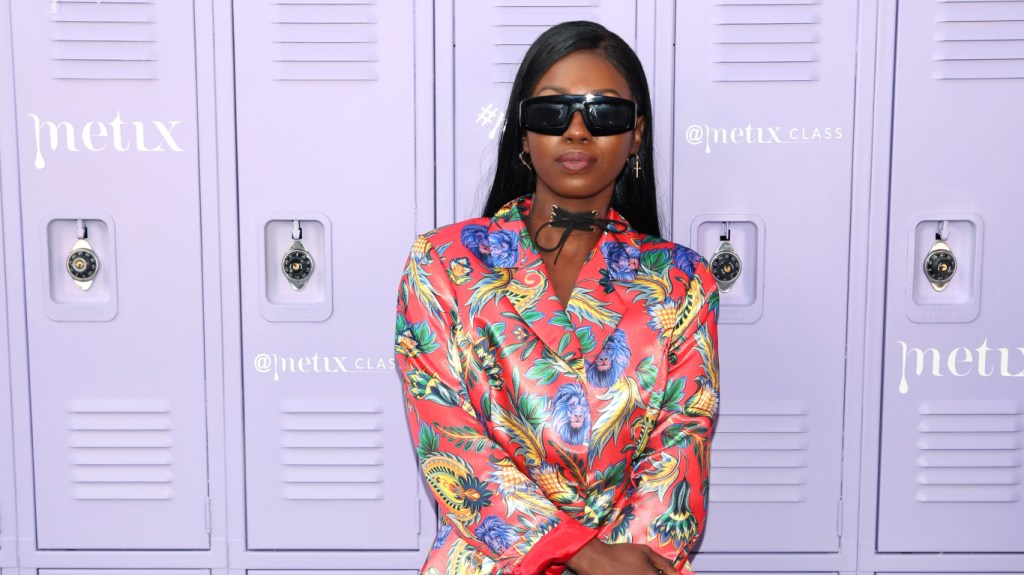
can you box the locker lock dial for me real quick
[66,231,99,291]
[282,221,314,291]
[710,226,741,292]
[923,238,956,292]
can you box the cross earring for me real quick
[629,153,641,178]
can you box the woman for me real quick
[394,20,720,575]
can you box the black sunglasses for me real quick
[519,94,637,136]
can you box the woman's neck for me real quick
[525,191,612,262]
[527,192,611,223]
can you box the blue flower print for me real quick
[673,245,701,277]
[486,230,519,267]
[432,520,452,549]
[602,241,640,281]
[474,515,517,554]
[460,225,518,267]
[460,224,490,261]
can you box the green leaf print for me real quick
[575,325,596,354]
[641,247,672,275]
[635,355,657,391]
[417,423,439,460]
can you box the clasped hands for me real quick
[564,539,678,575]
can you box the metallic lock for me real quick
[710,240,741,293]
[282,239,314,291]
[923,238,956,292]
[66,237,99,290]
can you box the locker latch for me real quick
[66,219,100,290]
[710,222,742,292]
[923,220,957,292]
[281,219,314,291]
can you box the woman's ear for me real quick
[631,116,646,155]
[521,134,530,155]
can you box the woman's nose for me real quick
[563,110,591,141]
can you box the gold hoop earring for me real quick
[519,150,533,171]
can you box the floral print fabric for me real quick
[394,194,720,575]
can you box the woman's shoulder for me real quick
[408,216,494,259]
[633,232,708,265]
[629,232,715,287]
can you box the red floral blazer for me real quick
[394,194,720,575]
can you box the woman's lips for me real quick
[556,151,596,173]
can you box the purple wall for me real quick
[0,1,1021,575]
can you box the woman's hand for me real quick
[564,538,677,575]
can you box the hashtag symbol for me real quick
[476,104,499,126]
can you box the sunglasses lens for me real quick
[523,101,571,134]
[586,101,635,135]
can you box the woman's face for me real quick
[522,50,645,203]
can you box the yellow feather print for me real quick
[447,538,488,575]
[408,252,444,323]
[489,401,547,467]
[565,288,622,327]
[631,408,660,454]
[446,326,467,384]
[675,276,707,337]
[693,322,719,393]
[466,267,513,319]
[634,451,681,501]
[627,269,673,301]
[588,375,644,464]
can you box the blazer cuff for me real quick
[507,513,599,575]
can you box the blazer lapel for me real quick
[489,197,587,381]
[565,213,640,390]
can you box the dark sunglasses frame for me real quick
[518,94,637,137]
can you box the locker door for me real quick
[449,1,638,223]
[877,0,1024,552]
[673,1,859,552]
[233,1,422,550]
[9,0,210,550]
[0,163,12,562]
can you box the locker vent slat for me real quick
[279,399,386,500]
[271,0,379,81]
[705,401,812,502]
[712,0,822,83]
[48,0,157,80]
[67,398,174,500]
[491,0,601,84]
[49,0,159,80]
[934,0,1024,80]
[913,399,1023,502]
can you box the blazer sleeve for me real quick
[394,234,599,575]
[595,260,720,575]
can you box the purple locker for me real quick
[673,0,859,553]
[876,0,1024,552]
[232,0,424,552]
[446,1,638,224]
[249,571,419,575]
[38,570,209,575]
[0,161,13,563]
[8,0,210,550]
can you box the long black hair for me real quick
[481,20,661,237]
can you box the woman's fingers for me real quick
[643,547,678,574]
